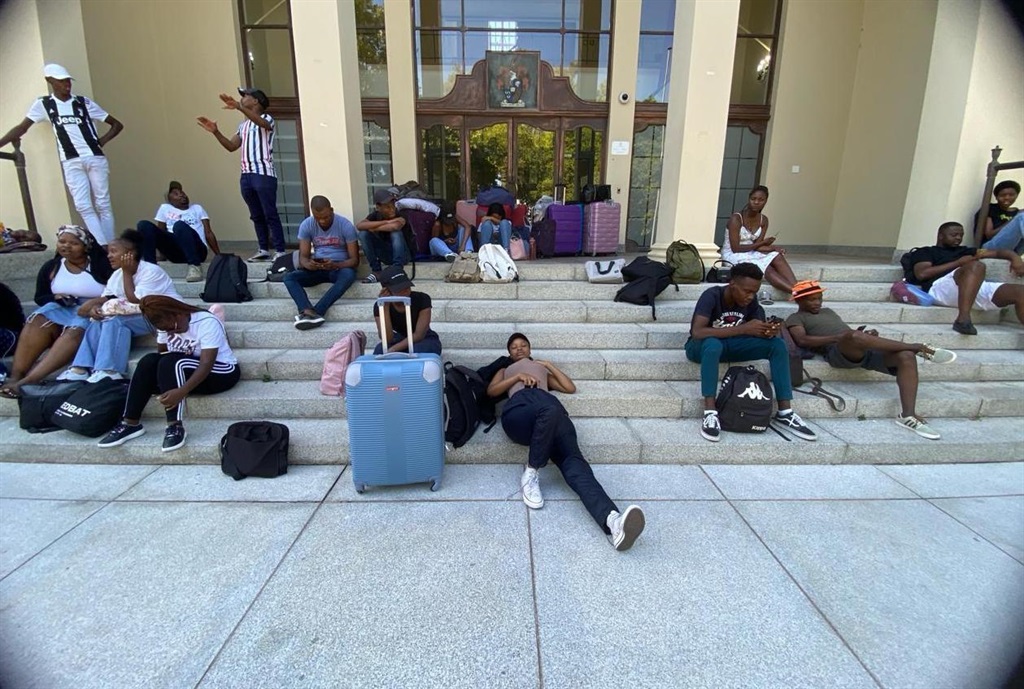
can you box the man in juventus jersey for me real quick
[0,64,124,246]
[197,87,287,262]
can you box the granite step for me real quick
[1,416,1019,466]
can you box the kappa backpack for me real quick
[51,378,129,437]
[614,257,678,320]
[320,330,367,396]
[715,365,773,433]
[221,421,290,480]
[666,240,705,284]
[443,363,488,448]
[202,253,253,303]
[478,244,520,283]
[265,250,298,282]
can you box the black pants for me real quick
[501,388,618,533]
[137,220,208,265]
[125,352,240,423]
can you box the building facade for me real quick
[0,0,1021,260]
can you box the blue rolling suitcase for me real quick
[344,297,445,493]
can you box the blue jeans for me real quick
[358,229,408,271]
[240,173,286,252]
[373,329,442,356]
[429,228,473,257]
[501,388,618,533]
[137,220,208,265]
[283,267,357,316]
[982,213,1024,254]
[72,314,153,374]
[479,219,512,251]
[684,335,792,400]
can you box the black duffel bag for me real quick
[221,421,290,481]
[52,378,129,437]
[18,381,86,433]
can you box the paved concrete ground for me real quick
[1,462,1022,689]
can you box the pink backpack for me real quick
[320,330,367,396]
[509,235,528,260]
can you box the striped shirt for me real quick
[237,114,276,177]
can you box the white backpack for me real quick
[478,244,520,283]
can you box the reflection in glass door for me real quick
[563,125,602,202]
[469,122,509,195]
[272,119,304,243]
[514,123,555,205]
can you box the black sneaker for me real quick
[952,320,977,335]
[294,313,325,331]
[701,411,721,442]
[97,421,145,447]
[772,411,818,441]
[162,424,188,452]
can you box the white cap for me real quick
[43,64,73,80]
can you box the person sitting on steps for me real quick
[901,221,1024,335]
[785,279,956,440]
[357,188,408,284]
[136,180,221,283]
[722,185,798,298]
[0,225,110,399]
[486,333,646,551]
[976,180,1021,253]
[429,211,472,261]
[685,262,817,443]
[285,195,360,331]
[478,203,512,252]
[372,266,442,355]
[98,296,240,453]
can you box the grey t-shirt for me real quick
[785,307,849,354]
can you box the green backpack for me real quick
[666,240,705,284]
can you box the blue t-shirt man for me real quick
[285,197,361,330]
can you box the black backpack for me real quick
[715,365,773,433]
[265,250,297,282]
[202,253,253,303]
[220,421,290,480]
[443,363,487,448]
[614,257,678,320]
[18,381,85,433]
[476,355,513,427]
[51,379,129,437]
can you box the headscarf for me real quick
[57,224,94,251]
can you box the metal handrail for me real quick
[974,145,1024,246]
[0,140,38,235]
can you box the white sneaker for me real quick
[185,264,203,282]
[247,250,272,262]
[607,505,646,551]
[895,415,941,440]
[57,367,90,382]
[521,467,543,509]
[272,251,290,261]
[87,370,124,384]
[918,345,956,364]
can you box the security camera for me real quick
[618,92,630,104]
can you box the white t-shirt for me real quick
[157,311,236,365]
[50,259,105,299]
[26,94,109,162]
[103,261,181,301]
[154,203,210,247]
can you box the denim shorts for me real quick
[29,301,91,331]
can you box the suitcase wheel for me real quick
[430,478,441,492]
[354,482,367,494]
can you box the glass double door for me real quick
[420,116,603,204]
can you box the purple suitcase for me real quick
[543,203,584,256]
[344,297,444,493]
[583,201,620,255]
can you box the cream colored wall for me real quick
[944,0,1024,238]
[0,0,73,234]
[827,0,936,248]
[761,0,864,246]
[78,0,250,242]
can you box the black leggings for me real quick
[501,388,618,533]
[125,352,240,423]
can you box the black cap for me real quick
[168,180,182,194]
[379,266,414,292]
[238,87,270,109]
[373,188,397,205]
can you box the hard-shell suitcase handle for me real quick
[375,296,416,357]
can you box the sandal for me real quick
[0,386,21,400]
[361,272,380,284]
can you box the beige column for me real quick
[649,0,740,263]
[384,0,419,183]
[291,0,367,221]
[603,0,641,245]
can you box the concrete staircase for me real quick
[2,252,1022,465]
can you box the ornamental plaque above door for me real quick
[486,51,540,110]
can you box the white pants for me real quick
[927,271,1003,311]
[62,156,114,245]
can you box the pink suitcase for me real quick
[583,201,620,255]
